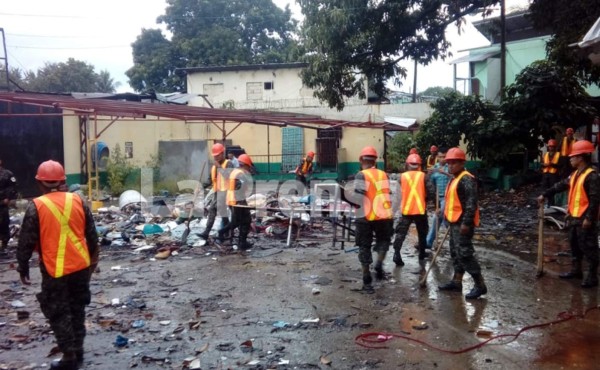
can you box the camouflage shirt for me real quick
[0,167,17,202]
[451,172,478,227]
[543,165,600,222]
[17,193,99,278]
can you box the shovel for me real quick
[181,162,206,244]
[419,226,450,287]
[536,203,544,277]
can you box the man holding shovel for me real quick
[426,147,451,250]
[538,140,599,288]
[438,148,486,299]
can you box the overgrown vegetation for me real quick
[414,61,596,168]
[106,144,135,196]
[385,132,415,172]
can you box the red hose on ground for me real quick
[355,305,600,354]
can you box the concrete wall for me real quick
[187,66,316,108]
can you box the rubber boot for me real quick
[374,252,386,280]
[559,259,583,279]
[50,352,78,370]
[362,264,373,292]
[238,234,253,251]
[465,274,488,299]
[439,272,464,292]
[581,264,599,288]
[393,249,404,266]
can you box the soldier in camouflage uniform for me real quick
[0,158,18,257]
[538,140,599,288]
[438,148,487,299]
[17,160,99,370]
[350,146,394,292]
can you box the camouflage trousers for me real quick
[448,223,482,276]
[0,206,8,247]
[355,219,393,265]
[569,223,599,268]
[37,268,92,354]
[204,191,230,235]
[219,203,251,246]
[393,214,428,252]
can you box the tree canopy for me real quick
[6,58,118,93]
[298,0,498,110]
[529,0,600,86]
[126,0,301,93]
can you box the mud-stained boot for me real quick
[439,272,464,292]
[465,274,488,299]
[50,352,78,370]
[559,259,583,279]
[393,249,404,266]
[374,252,387,280]
[362,264,374,292]
[581,264,599,288]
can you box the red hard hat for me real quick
[35,160,66,181]
[307,151,315,158]
[566,128,574,134]
[430,145,438,152]
[409,148,418,155]
[569,140,594,157]
[406,154,422,165]
[445,147,466,161]
[212,143,225,156]
[547,139,557,147]
[360,146,378,159]
[238,154,253,166]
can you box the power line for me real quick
[9,45,130,50]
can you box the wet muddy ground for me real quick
[1,185,599,370]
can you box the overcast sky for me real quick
[0,0,529,94]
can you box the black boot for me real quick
[374,262,384,280]
[465,274,488,299]
[50,352,78,370]
[362,265,374,292]
[581,264,599,288]
[393,250,404,266]
[439,272,464,292]
[560,259,583,279]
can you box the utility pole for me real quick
[412,59,418,103]
[0,28,9,91]
[500,0,506,98]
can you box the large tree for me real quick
[126,0,301,93]
[4,59,118,93]
[529,0,600,86]
[298,0,498,110]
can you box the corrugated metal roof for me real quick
[0,91,404,130]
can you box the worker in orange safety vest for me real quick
[392,153,429,266]
[426,145,438,170]
[219,154,254,250]
[352,146,393,292]
[17,160,99,369]
[295,151,315,195]
[541,139,561,206]
[198,143,234,240]
[538,140,600,288]
[438,148,487,299]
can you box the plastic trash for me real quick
[272,321,289,328]
[114,334,129,347]
[119,190,147,210]
[143,224,164,235]
[132,320,145,328]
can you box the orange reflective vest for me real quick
[543,152,560,174]
[227,168,246,206]
[400,171,426,216]
[561,137,574,157]
[295,158,313,176]
[568,167,594,218]
[211,159,230,192]
[426,155,437,170]
[32,192,91,278]
[361,168,393,221]
[444,170,480,226]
